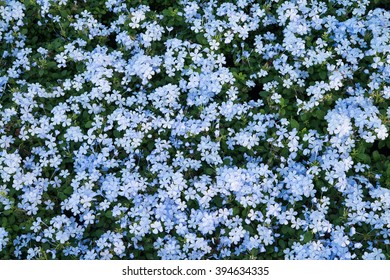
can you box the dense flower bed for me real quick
[0,0,389,260]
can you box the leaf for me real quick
[85,121,92,128]
[60,10,68,18]
[281,225,292,235]
[47,61,57,69]
[3,210,12,216]
[303,231,313,243]
[58,192,67,200]
[290,118,300,130]
[64,186,73,195]
[195,34,207,45]
[223,158,231,165]
[105,211,113,218]
[233,207,240,216]
[113,130,121,138]
[243,225,255,235]
[9,215,15,224]
[205,167,214,175]
[357,153,371,164]
[278,239,286,249]
[372,150,381,162]
[211,196,223,207]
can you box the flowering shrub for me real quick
[0,0,389,260]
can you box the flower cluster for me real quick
[0,0,389,260]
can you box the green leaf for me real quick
[58,192,67,200]
[105,211,113,218]
[47,61,57,69]
[195,34,207,45]
[281,225,289,234]
[211,196,223,207]
[303,231,313,243]
[1,217,7,227]
[278,239,286,249]
[357,153,371,164]
[242,225,254,235]
[290,118,300,130]
[223,158,231,165]
[60,10,68,18]
[372,150,381,162]
[3,210,12,216]
[205,167,214,175]
[9,215,15,224]
[113,130,121,138]
[85,121,92,128]
[64,186,73,195]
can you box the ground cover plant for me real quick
[0,0,389,260]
